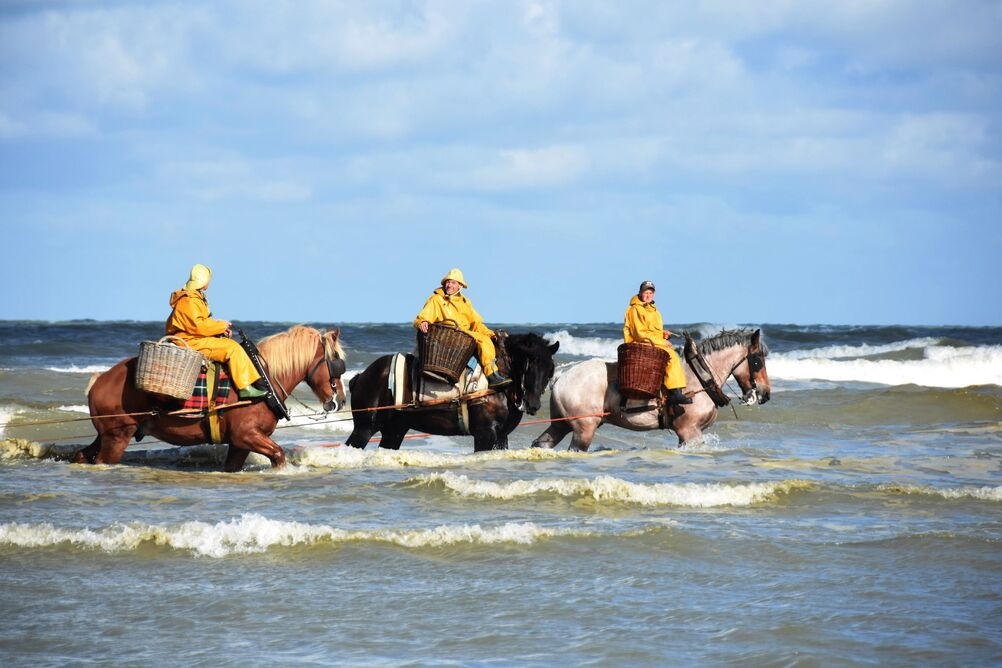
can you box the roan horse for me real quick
[532,328,770,450]
[346,333,559,451]
[77,325,346,471]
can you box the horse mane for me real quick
[697,328,768,356]
[257,325,345,379]
[506,332,550,351]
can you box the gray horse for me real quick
[532,329,771,450]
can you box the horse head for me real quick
[504,333,560,415]
[260,325,347,413]
[309,328,347,412]
[731,329,771,405]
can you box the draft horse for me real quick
[346,333,559,451]
[77,325,346,471]
[532,328,770,450]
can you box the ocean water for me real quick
[1,320,1000,666]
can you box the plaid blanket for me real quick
[181,364,234,411]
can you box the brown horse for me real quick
[76,325,346,471]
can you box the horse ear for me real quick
[751,329,761,346]
[548,341,560,355]
[332,327,340,341]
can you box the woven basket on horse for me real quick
[418,322,478,384]
[617,341,670,399]
[135,336,205,400]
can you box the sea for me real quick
[1,320,1000,666]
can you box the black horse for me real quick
[346,333,559,451]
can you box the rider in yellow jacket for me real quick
[165,264,267,399]
[623,280,692,406]
[414,268,510,388]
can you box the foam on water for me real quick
[288,444,621,470]
[779,337,942,360]
[881,484,1002,502]
[44,364,110,374]
[0,514,591,558]
[411,471,811,507]
[769,345,1002,387]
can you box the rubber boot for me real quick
[238,378,268,399]
[487,372,511,388]
[667,388,693,405]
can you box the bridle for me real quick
[724,343,766,405]
[306,336,346,402]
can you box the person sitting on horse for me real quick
[414,268,510,388]
[165,264,268,400]
[623,280,692,407]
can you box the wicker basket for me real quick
[617,341,670,399]
[419,322,477,384]
[135,336,205,399]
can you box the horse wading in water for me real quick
[78,325,346,471]
[346,333,559,451]
[532,329,770,450]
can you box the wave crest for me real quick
[0,514,582,558]
[411,472,810,507]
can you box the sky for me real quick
[1,1,1000,326]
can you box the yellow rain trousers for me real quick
[414,287,500,376]
[165,289,261,390]
[623,295,687,391]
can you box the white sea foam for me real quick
[44,364,110,374]
[412,472,810,507]
[882,484,1002,502]
[288,444,618,469]
[0,514,584,558]
[0,406,21,437]
[769,345,1002,387]
[544,330,619,359]
[780,337,942,360]
[56,404,91,414]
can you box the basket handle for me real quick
[433,319,461,330]
[158,335,193,349]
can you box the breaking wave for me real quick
[769,344,1002,387]
[880,484,1002,502]
[0,514,591,558]
[410,472,810,507]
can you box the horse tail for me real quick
[85,372,102,397]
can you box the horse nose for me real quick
[759,389,771,404]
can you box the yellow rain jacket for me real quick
[623,295,686,390]
[414,287,500,376]
[165,289,261,390]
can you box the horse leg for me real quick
[72,436,102,464]
[223,446,251,473]
[569,418,602,452]
[376,425,406,450]
[229,433,286,469]
[346,426,374,449]
[672,421,703,445]
[92,423,137,464]
[532,421,571,449]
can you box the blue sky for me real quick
[2,1,1000,326]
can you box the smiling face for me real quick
[443,279,462,295]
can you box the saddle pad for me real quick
[181,364,234,411]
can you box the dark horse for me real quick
[346,333,559,451]
[77,325,346,471]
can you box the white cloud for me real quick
[160,158,314,203]
[466,144,590,190]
